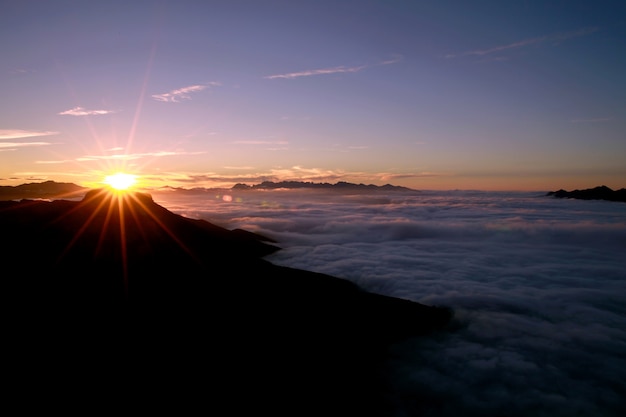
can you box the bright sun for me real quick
[104,173,137,191]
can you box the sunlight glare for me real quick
[104,173,137,191]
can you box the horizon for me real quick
[4,177,624,195]
[1,1,625,192]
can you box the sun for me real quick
[104,173,137,191]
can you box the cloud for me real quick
[446,36,547,59]
[378,54,404,66]
[0,141,52,149]
[378,171,452,181]
[34,159,68,164]
[223,166,256,170]
[36,149,205,164]
[9,68,36,74]
[74,150,205,162]
[0,129,59,140]
[265,65,367,80]
[265,56,403,80]
[151,189,626,416]
[446,27,598,59]
[152,83,219,103]
[58,107,116,116]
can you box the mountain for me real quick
[547,185,626,202]
[1,188,451,416]
[0,179,87,200]
[232,180,416,191]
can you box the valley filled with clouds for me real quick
[154,188,626,416]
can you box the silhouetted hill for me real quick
[0,179,87,200]
[232,180,416,191]
[547,185,626,202]
[1,188,451,416]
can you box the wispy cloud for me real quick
[223,166,256,170]
[265,55,403,80]
[36,149,205,164]
[152,82,220,103]
[75,150,205,162]
[0,129,57,150]
[0,141,52,149]
[9,68,36,74]
[0,129,59,140]
[445,27,598,59]
[379,171,452,181]
[265,65,367,80]
[58,106,116,116]
[378,55,404,66]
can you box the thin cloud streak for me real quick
[265,65,367,80]
[446,27,598,58]
[74,150,205,162]
[36,150,205,164]
[151,83,219,102]
[0,129,59,140]
[265,56,403,80]
[58,107,117,116]
[0,141,52,149]
[379,172,452,181]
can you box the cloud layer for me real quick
[153,189,626,416]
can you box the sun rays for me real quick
[54,184,197,300]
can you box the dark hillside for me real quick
[1,188,451,416]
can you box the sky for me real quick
[1,0,625,191]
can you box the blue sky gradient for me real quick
[1,0,624,190]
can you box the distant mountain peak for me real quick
[0,180,87,200]
[232,180,415,191]
[547,185,626,202]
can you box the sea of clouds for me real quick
[153,188,626,417]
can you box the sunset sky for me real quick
[1,0,624,191]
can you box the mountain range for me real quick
[1,186,451,415]
[0,180,416,201]
[232,180,416,191]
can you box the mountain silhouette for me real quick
[1,188,452,416]
[547,185,626,202]
[232,180,416,191]
[0,179,87,200]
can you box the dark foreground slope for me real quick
[1,189,451,416]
